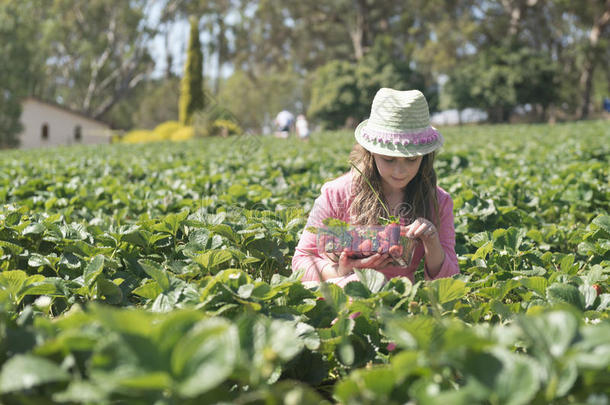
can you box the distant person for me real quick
[295,114,310,141]
[274,110,294,138]
[603,97,610,113]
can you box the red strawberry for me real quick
[358,239,372,254]
[388,244,403,257]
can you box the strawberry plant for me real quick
[0,120,608,403]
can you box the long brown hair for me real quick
[348,144,440,227]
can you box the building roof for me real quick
[23,96,112,129]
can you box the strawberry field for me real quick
[0,120,609,404]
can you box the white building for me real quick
[18,97,113,149]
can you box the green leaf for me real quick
[210,224,238,242]
[559,254,575,273]
[138,259,170,292]
[122,228,150,248]
[269,319,305,360]
[132,281,163,300]
[518,310,579,358]
[194,249,233,271]
[155,210,189,235]
[344,281,371,299]
[546,283,585,310]
[84,255,105,288]
[579,284,598,309]
[592,215,610,235]
[173,318,238,397]
[432,278,468,304]
[23,222,45,235]
[467,349,540,405]
[362,368,396,397]
[354,268,386,293]
[520,277,548,296]
[119,372,172,390]
[19,278,66,298]
[0,240,24,254]
[4,212,22,227]
[470,231,490,248]
[295,322,320,350]
[0,354,69,393]
[53,381,108,403]
[0,270,27,299]
[337,340,355,366]
[472,241,493,261]
[319,282,347,312]
[97,277,124,304]
[383,317,423,349]
[28,253,53,269]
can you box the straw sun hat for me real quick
[355,88,444,157]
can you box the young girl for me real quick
[292,88,459,287]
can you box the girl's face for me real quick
[373,153,423,193]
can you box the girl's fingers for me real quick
[405,219,423,238]
[371,254,392,269]
[359,253,386,268]
[381,258,394,268]
[414,222,429,237]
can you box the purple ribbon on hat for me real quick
[361,126,440,146]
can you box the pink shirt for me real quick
[292,170,459,287]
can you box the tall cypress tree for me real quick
[179,17,204,126]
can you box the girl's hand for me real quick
[336,249,394,276]
[404,218,439,245]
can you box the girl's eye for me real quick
[383,158,394,163]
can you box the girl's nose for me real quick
[394,159,409,175]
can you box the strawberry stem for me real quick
[349,161,397,223]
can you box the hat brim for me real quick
[354,119,444,157]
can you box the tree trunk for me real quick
[348,0,370,60]
[214,15,226,95]
[165,24,173,79]
[579,57,595,119]
[349,15,365,60]
[579,0,610,119]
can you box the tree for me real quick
[0,0,42,148]
[217,68,303,132]
[572,0,610,118]
[308,38,436,129]
[179,17,205,126]
[163,0,234,95]
[307,61,359,129]
[103,77,181,130]
[39,0,157,120]
[445,41,559,122]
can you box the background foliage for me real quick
[1,0,609,146]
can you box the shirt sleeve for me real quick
[291,185,336,282]
[424,193,460,280]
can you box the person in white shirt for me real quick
[274,110,295,138]
[296,114,310,141]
